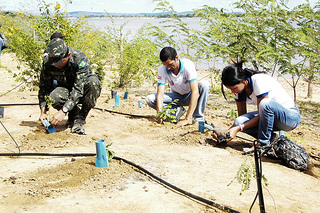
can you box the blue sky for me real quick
[0,0,318,13]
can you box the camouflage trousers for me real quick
[49,75,101,121]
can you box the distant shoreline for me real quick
[66,10,195,18]
[68,16,200,21]
[75,16,158,20]
[68,15,198,19]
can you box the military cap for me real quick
[50,32,64,40]
[45,38,68,66]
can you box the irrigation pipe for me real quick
[0,152,239,213]
[1,103,319,160]
[0,104,318,211]
[0,75,34,97]
[0,103,38,106]
[113,156,240,213]
[0,103,150,119]
[0,152,95,157]
[93,107,150,119]
[0,59,41,97]
[0,120,20,153]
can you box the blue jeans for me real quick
[146,80,210,122]
[234,98,301,145]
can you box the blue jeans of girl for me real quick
[234,98,301,145]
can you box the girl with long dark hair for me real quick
[213,60,301,146]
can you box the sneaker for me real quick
[264,148,278,159]
[175,106,186,122]
[67,106,81,127]
[270,132,279,144]
[262,132,279,159]
[71,119,86,135]
[243,133,279,156]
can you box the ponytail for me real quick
[221,59,265,100]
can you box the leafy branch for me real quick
[106,142,115,160]
[228,157,268,195]
[156,99,179,123]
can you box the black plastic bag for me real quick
[273,136,309,171]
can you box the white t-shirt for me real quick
[157,58,197,95]
[234,74,296,109]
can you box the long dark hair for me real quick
[221,60,265,100]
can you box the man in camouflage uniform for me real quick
[38,38,101,135]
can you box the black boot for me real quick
[66,105,81,128]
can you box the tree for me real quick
[116,25,159,87]
[292,1,320,98]
[149,0,202,61]
[195,0,318,102]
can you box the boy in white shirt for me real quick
[146,47,210,126]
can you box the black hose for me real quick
[0,152,95,157]
[94,107,151,118]
[0,60,40,97]
[0,120,20,153]
[253,140,265,213]
[113,156,240,213]
[0,104,319,160]
[0,103,150,119]
[0,75,33,97]
[0,152,239,213]
[310,155,320,160]
[0,103,38,106]
[0,103,317,211]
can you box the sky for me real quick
[0,0,318,13]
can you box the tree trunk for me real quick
[307,80,313,98]
[292,76,297,103]
[307,62,314,98]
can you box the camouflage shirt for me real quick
[38,48,98,111]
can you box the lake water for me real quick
[86,17,202,35]
[85,17,221,70]
[83,17,309,73]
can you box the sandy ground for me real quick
[0,53,320,213]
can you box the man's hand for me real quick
[156,115,163,124]
[49,110,66,126]
[177,118,192,126]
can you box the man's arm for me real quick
[38,65,51,126]
[39,107,48,126]
[156,84,165,124]
[177,80,199,126]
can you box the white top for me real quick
[234,73,296,109]
[157,58,197,95]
